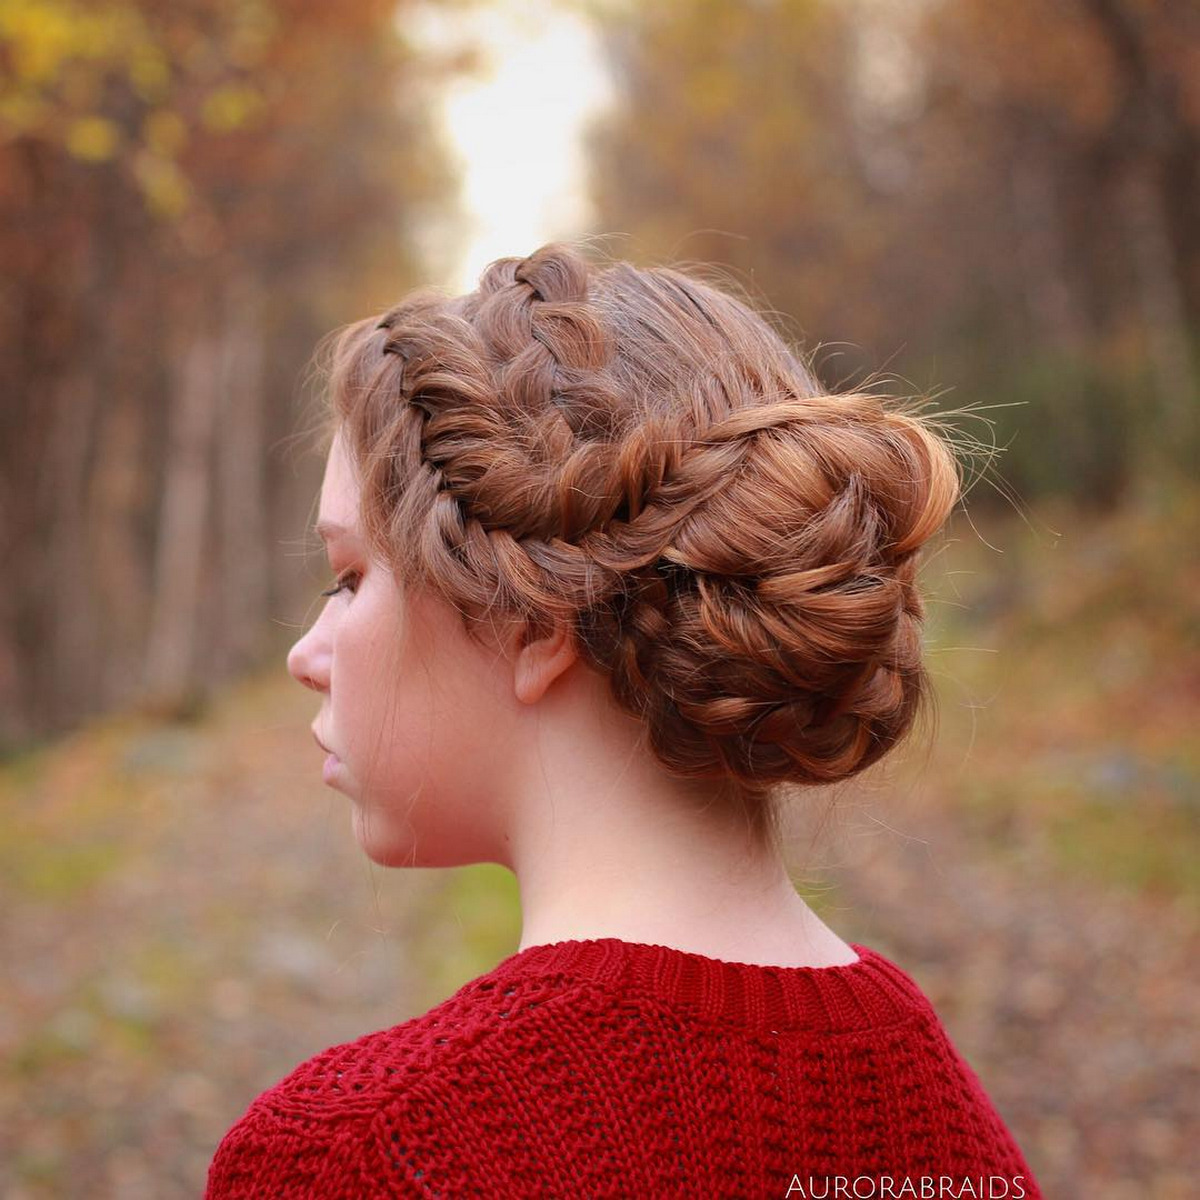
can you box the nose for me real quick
[287,625,329,694]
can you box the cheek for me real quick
[331,593,408,745]
[331,588,518,802]
[337,614,519,866]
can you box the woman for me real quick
[206,242,1041,1198]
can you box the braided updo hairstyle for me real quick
[319,241,959,850]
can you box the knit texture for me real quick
[205,938,1042,1198]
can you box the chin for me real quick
[351,806,501,870]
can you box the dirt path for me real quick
[816,784,1198,1199]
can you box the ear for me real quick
[512,619,579,705]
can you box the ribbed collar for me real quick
[486,937,930,1035]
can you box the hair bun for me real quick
[597,391,959,790]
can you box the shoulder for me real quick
[205,964,600,1198]
[247,963,596,1117]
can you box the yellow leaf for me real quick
[0,1,79,85]
[65,114,119,161]
[0,92,49,136]
[133,148,190,218]
[199,82,264,133]
[128,45,170,103]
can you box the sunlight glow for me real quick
[409,1,615,293]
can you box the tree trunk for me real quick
[1008,140,1091,352]
[143,327,219,708]
[1119,163,1197,442]
[214,273,270,681]
[42,362,102,730]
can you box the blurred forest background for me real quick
[1,0,1196,1197]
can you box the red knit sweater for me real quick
[206,938,1042,1198]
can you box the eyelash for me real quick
[320,570,360,599]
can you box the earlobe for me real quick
[513,623,578,705]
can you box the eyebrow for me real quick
[314,520,359,544]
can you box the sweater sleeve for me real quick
[204,1099,425,1199]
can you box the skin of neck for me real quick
[493,619,857,969]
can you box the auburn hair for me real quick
[317,241,959,847]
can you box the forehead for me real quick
[317,431,360,528]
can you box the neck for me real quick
[500,674,857,970]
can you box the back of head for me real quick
[319,241,960,847]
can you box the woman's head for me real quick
[288,241,959,866]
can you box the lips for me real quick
[312,725,341,785]
[322,752,340,786]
